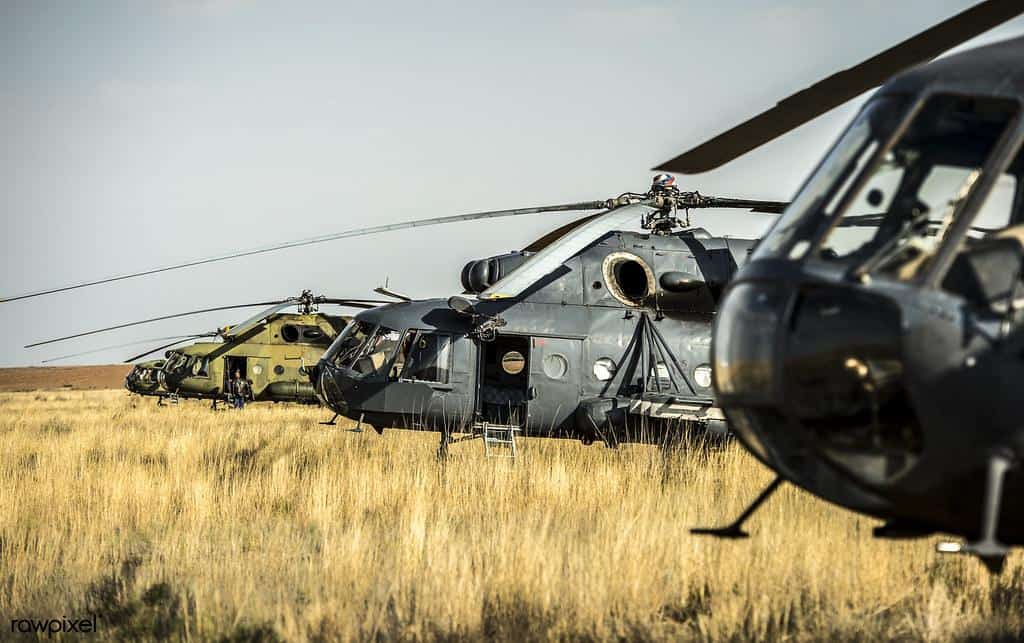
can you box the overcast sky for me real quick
[2,1,1022,367]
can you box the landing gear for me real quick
[437,429,452,461]
[691,475,785,539]
[937,452,1015,574]
[320,413,339,426]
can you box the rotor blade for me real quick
[521,197,790,253]
[482,202,654,300]
[698,197,790,214]
[1,201,613,304]
[124,336,213,364]
[655,0,1024,173]
[318,298,390,309]
[40,335,206,364]
[25,301,283,349]
[522,212,605,253]
[222,302,295,338]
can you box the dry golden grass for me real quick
[0,390,1021,642]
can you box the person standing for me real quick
[229,369,251,409]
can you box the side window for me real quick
[941,169,1022,308]
[389,331,416,380]
[972,172,1018,234]
[401,333,452,384]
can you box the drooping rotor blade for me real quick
[698,197,790,214]
[25,301,282,349]
[317,298,390,309]
[124,335,215,364]
[523,212,605,253]
[222,302,296,338]
[520,196,790,253]
[371,286,412,302]
[481,202,654,300]
[1,201,615,304]
[655,0,1024,173]
[40,335,206,364]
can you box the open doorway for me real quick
[478,335,530,426]
[224,356,248,391]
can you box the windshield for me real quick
[351,326,404,375]
[322,321,405,375]
[754,94,1020,281]
[323,320,374,367]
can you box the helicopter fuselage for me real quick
[313,228,755,444]
[126,312,347,404]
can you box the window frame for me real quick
[398,330,454,385]
[796,90,1024,289]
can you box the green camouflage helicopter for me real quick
[29,291,386,405]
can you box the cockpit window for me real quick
[753,96,906,260]
[753,94,1020,284]
[351,326,403,375]
[324,320,374,368]
[165,352,188,371]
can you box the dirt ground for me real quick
[0,365,131,392]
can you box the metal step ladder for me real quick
[477,421,519,458]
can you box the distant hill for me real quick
[0,365,132,392]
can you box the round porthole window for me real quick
[542,353,568,379]
[693,364,713,388]
[274,365,285,376]
[593,358,616,381]
[501,350,526,375]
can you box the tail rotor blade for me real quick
[655,0,1024,173]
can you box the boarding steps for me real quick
[472,421,519,458]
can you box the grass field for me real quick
[0,390,1021,642]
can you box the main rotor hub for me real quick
[297,289,320,315]
[641,174,706,233]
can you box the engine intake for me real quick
[461,252,533,293]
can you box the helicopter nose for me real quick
[714,279,921,501]
[314,363,349,414]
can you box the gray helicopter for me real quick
[307,176,788,453]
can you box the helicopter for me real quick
[303,0,1024,455]
[628,7,1024,572]
[27,291,386,406]
[307,177,790,453]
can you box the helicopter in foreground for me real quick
[643,9,1024,571]
[308,177,787,452]
[28,291,385,405]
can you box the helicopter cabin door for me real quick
[478,335,531,428]
[224,356,247,391]
[527,336,581,437]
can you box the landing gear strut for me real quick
[937,452,1015,574]
[691,475,784,539]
